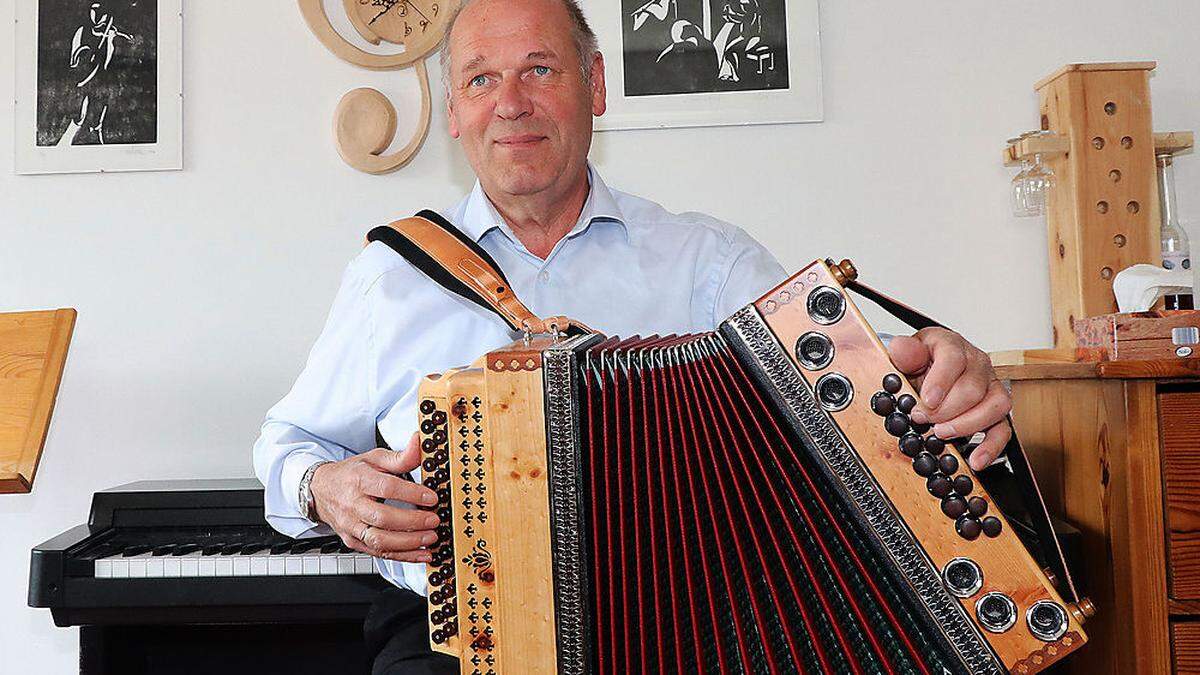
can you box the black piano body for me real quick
[29,479,391,675]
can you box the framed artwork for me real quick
[589,0,823,131]
[14,0,183,174]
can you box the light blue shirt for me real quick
[252,166,787,593]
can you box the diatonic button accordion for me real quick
[414,258,1090,675]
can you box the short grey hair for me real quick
[438,0,599,93]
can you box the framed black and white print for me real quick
[588,0,822,131]
[15,0,183,174]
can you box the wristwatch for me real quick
[298,460,333,523]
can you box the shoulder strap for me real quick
[366,210,590,336]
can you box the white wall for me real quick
[2,1,1198,671]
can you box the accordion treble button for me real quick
[942,496,968,519]
[925,436,946,454]
[883,373,903,394]
[912,452,937,477]
[981,516,1003,537]
[952,475,974,496]
[956,517,982,540]
[884,412,910,437]
[927,474,954,499]
[898,432,924,457]
[897,393,917,414]
[871,392,896,416]
[938,454,959,474]
[967,496,988,518]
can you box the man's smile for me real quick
[493,134,547,147]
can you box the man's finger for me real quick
[361,526,438,557]
[921,365,990,425]
[360,469,438,506]
[932,379,1013,443]
[886,335,932,378]
[967,421,1013,471]
[361,444,422,476]
[916,337,967,410]
[356,497,441,532]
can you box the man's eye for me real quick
[468,74,488,87]
[533,65,551,76]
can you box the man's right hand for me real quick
[309,433,439,563]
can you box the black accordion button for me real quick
[967,496,988,518]
[884,412,910,437]
[925,436,946,454]
[956,517,982,540]
[912,452,938,477]
[911,421,932,435]
[898,432,924,457]
[883,373,903,394]
[952,475,974,496]
[941,496,968,519]
[937,454,959,475]
[422,458,440,473]
[897,393,917,414]
[420,419,436,434]
[981,516,1003,538]
[927,474,954,499]
[871,392,896,416]
[419,400,436,415]
[431,410,447,425]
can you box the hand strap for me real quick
[366,210,590,336]
[843,273,1081,602]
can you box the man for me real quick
[253,0,1012,672]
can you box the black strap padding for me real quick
[845,277,1080,602]
[367,219,521,332]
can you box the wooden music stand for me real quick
[0,309,77,494]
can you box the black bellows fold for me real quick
[578,334,961,675]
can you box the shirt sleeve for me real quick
[252,258,379,540]
[712,227,789,324]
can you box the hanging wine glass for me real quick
[1011,157,1036,217]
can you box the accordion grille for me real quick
[579,333,964,675]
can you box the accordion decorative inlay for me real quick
[409,257,1091,675]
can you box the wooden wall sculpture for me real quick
[298,0,457,174]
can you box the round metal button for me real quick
[976,592,1018,633]
[815,373,854,412]
[796,331,836,371]
[807,285,847,325]
[1026,600,1070,642]
[942,557,984,598]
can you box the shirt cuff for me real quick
[281,452,337,535]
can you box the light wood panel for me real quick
[0,308,76,493]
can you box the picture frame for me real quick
[14,0,183,175]
[589,0,823,131]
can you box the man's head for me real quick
[441,0,606,203]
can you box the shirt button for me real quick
[538,271,550,283]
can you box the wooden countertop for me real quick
[989,349,1200,381]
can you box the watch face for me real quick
[344,0,458,62]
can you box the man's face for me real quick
[446,0,606,200]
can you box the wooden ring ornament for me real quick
[297,0,456,70]
[333,62,433,174]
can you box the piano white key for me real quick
[232,557,251,577]
[94,558,113,578]
[302,555,320,575]
[146,557,165,578]
[197,557,217,577]
[214,558,234,577]
[267,555,286,576]
[110,559,130,579]
[319,555,338,575]
[180,555,200,578]
[163,557,182,578]
[250,556,270,577]
[337,554,356,575]
[284,555,303,576]
[354,554,375,575]
[127,553,150,578]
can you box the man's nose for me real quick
[494,77,533,120]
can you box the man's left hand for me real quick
[886,327,1012,471]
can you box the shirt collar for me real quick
[457,163,629,244]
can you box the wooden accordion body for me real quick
[415,260,1088,675]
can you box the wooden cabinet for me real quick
[995,358,1200,674]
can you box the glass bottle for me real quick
[1157,152,1194,310]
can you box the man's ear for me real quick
[446,92,460,139]
[590,52,607,117]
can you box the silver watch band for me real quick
[298,460,333,522]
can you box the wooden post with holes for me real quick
[1035,62,1161,349]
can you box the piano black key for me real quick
[221,543,245,555]
[320,540,342,554]
[239,542,269,555]
[121,545,151,557]
[202,543,224,556]
[172,543,200,556]
[291,539,323,554]
[270,541,293,555]
[151,544,176,557]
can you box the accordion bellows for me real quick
[414,259,1088,675]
